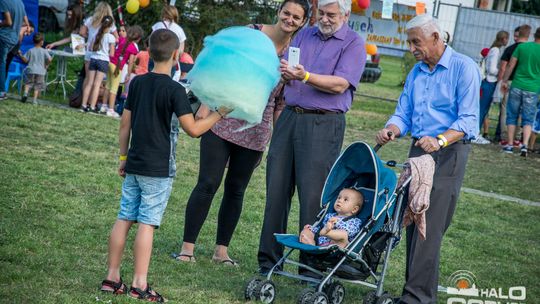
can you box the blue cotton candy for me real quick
[186,26,280,125]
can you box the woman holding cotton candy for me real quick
[171,0,309,265]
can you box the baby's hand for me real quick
[325,217,338,231]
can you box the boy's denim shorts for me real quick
[533,101,540,134]
[506,87,539,127]
[118,174,174,228]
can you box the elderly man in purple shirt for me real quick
[257,0,366,276]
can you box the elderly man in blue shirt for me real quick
[376,15,479,304]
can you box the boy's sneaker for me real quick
[99,105,108,114]
[21,96,27,103]
[106,109,120,118]
[502,145,513,154]
[80,105,90,112]
[520,145,528,157]
[0,93,7,100]
[91,107,99,113]
[472,135,490,145]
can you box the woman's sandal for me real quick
[212,257,239,267]
[100,279,128,295]
[170,252,196,262]
[129,285,166,302]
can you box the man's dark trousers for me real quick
[401,141,471,304]
[257,107,345,271]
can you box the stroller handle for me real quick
[374,131,394,152]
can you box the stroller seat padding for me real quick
[274,234,339,254]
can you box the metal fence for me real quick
[452,7,540,62]
[434,2,540,62]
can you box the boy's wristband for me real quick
[119,155,127,161]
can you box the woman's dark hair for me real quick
[65,4,84,35]
[279,0,310,22]
[92,15,114,52]
[114,25,144,76]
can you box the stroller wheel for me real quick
[323,281,345,304]
[254,279,276,304]
[364,291,394,304]
[375,293,394,304]
[297,288,315,304]
[244,277,262,300]
[310,292,329,304]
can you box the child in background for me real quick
[299,188,364,248]
[81,16,115,112]
[102,25,143,118]
[19,33,51,104]
[99,29,231,302]
[134,39,149,76]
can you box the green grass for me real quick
[1,57,539,303]
[1,100,538,304]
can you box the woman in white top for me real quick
[151,5,186,74]
[80,2,119,72]
[80,16,116,112]
[477,30,509,143]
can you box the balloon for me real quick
[351,0,365,14]
[187,27,281,126]
[357,0,371,9]
[366,43,378,56]
[139,0,150,8]
[126,0,139,14]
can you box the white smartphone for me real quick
[288,47,300,69]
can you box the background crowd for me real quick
[475,24,540,157]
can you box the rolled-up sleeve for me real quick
[386,75,413,136]
[449,61,480,139]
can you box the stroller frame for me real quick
[245,142,413,304]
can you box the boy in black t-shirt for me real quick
[100,29,230,302]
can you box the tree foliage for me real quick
[511,0,540,16]
[87,0,280,56]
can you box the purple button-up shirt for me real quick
[284,24,366,112]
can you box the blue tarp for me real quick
[21,0,39,55]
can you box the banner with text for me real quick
[348,1,417,57]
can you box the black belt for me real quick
[286,105,341,115]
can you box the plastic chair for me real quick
[4,62,24,94]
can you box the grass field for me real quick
[1,56,539,304]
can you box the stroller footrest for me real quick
[274,234,338,254]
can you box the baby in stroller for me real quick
[299,188,364,248]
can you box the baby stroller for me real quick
[244,141,412,304]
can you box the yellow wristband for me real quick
[119,155,127,161]
[302,71,310,83]
[437,134,449,148]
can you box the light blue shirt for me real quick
[387,46,480,140]
[0,0,26,45]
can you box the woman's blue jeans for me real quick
[479,79,497,129]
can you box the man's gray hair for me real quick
[318,0,352,15]
[405,14,442,38]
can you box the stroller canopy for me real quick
[321,142,398,221]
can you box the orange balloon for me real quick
[139,0,150,8]
[366,43,378,56]
[351,0,363,14]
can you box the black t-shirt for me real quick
[124,72,192,177]
[500,42,522,81]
